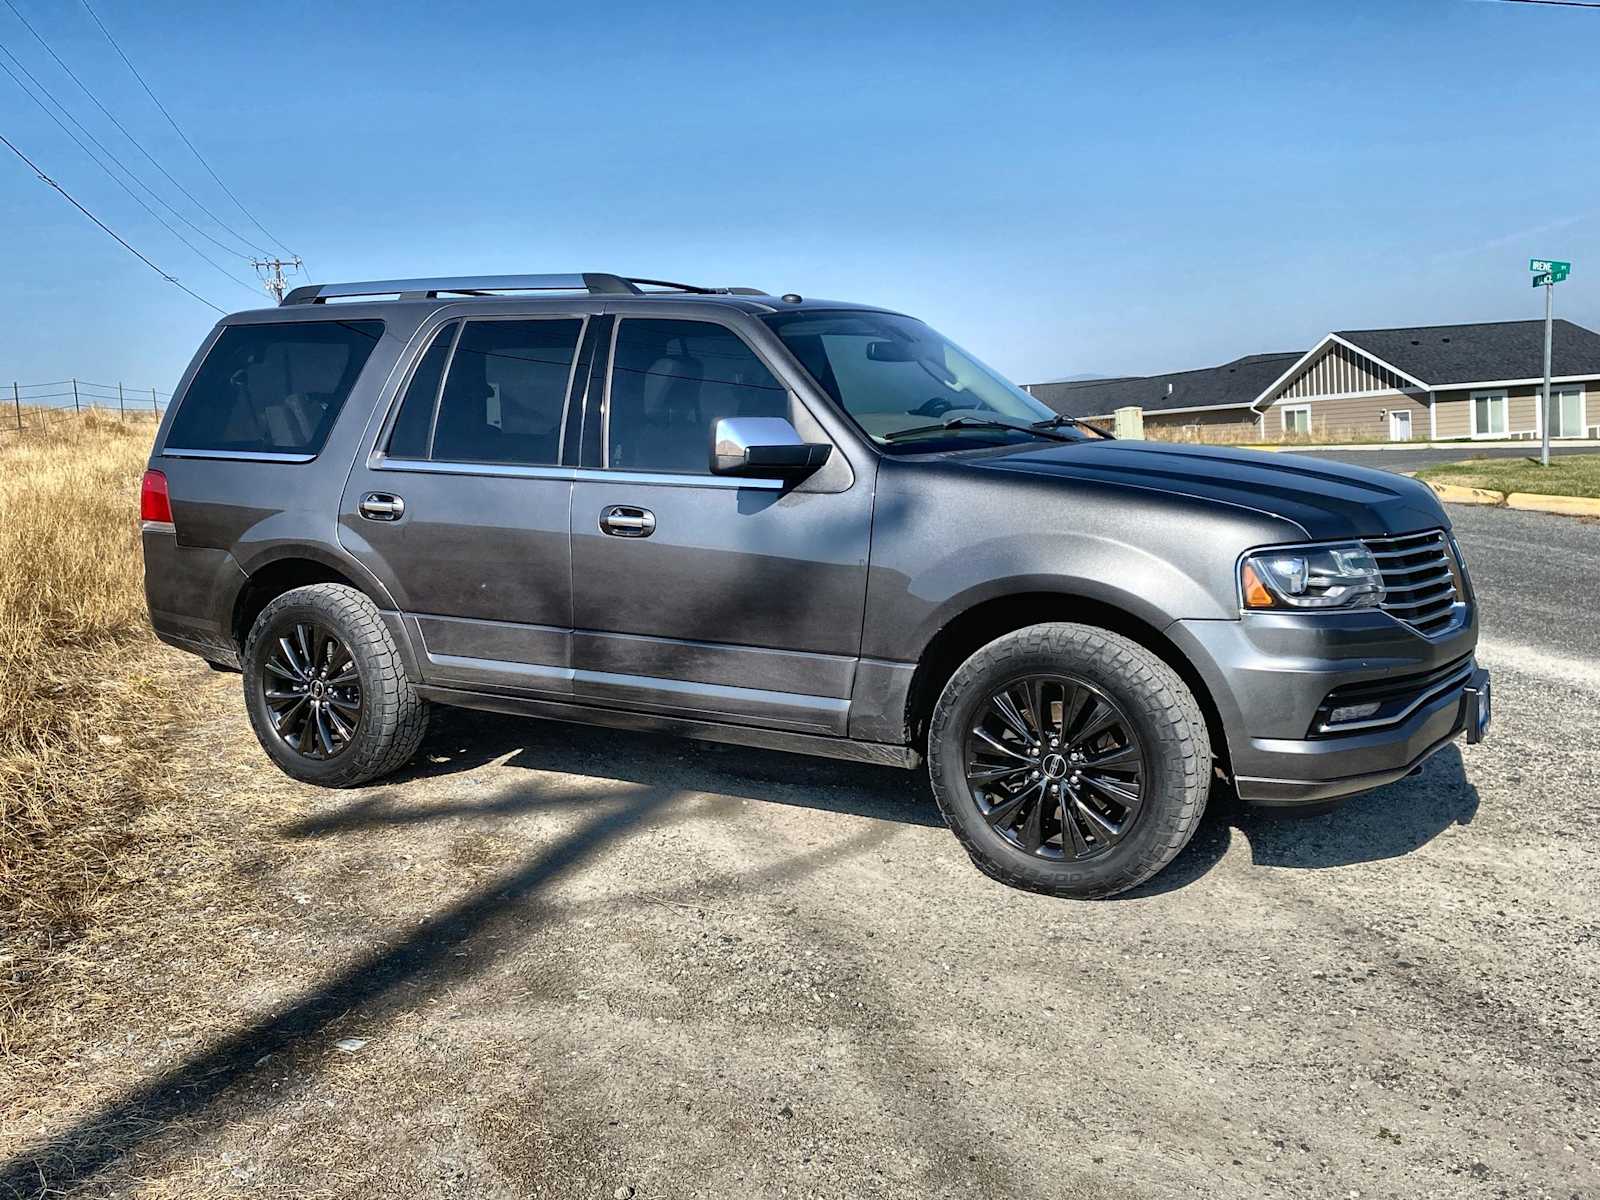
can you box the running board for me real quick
[414,685,920,770]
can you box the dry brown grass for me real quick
[1143,420,1403,446]
[0,410,195,1044]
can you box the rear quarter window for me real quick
[165,320,385,457]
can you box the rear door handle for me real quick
[359,492,405,521]
[600,505,655,537]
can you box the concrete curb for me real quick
[1505,492,1600,518]
[1420,477,1600,518]
[1422,480,1506,506]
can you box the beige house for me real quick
[1027,319,1600,442]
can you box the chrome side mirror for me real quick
[710,417,832,478]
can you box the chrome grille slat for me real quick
[1362,530,1463,636]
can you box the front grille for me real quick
[1310,654,1473,736]
[1363,529,1463,636]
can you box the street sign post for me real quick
[1530,257,1574,467]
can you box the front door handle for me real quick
[359,492,405,521]
[600,505,655,537]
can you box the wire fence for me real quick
[4,377,171,433]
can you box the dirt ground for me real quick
[2,615,1596,1200]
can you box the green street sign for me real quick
[1530,258,1571,274]
[1533,272,1553,287]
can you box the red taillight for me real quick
[140,468,172,524]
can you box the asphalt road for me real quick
[5,501,1597,1199]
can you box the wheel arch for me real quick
[230,548,398,655]
[902,590,1232,775]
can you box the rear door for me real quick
[339,307,603,694]
[566,312,873,735]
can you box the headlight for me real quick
[1240,543,1383,610]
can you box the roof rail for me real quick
[279,273,768,305]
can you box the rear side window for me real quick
[429,319,581,466]
[166,320,384,456]
[386,323,456,459]
[606,318,788,473]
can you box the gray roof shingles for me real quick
[1027,319,1600,418]
[1336,320,1600,387]
[1026,352,1301,419]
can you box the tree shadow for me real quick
[0,777,906,1200]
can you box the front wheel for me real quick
[242,583,428,788]
[927,622,1211,899]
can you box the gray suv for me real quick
[141,273,1491,898]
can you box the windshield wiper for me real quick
[884,414,1077,444]
[1031,413,1114,440]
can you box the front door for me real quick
[1389,409,1412,441]
[339,309,603,694]
[567,314,873,735]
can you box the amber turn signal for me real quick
[1240,560,1275,609]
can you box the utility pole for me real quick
[1540,278,1553,468]
[253,256,303,302]
[1529,258,1571,468]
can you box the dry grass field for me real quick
[0,413,195,1047]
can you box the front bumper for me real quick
[1169,609,1485,806]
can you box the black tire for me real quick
[242,583,428,788]
[927,622,1211,899]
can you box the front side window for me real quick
[166,320,384,456]
[429,319,582,465]
[607,318,789,472]
[1473,391,1507,436]
[762,310,1075,452]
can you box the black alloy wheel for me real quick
[261,620,363,760]
[962,674,1145,862]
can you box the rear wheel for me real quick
[242,583,428,787]
[927,622,1210,899]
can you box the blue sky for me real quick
[2,0,1598,396]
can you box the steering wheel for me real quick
[911,397,957,418]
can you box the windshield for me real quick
[762,310,1079,450]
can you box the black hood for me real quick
[968,440,1448,541]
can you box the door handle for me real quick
[359,492,406,521]
[600,505,655,537]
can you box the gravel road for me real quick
[3,510,1596,1200]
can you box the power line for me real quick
[0,36,253,264]
[0,46,261,296]
[74,0,302,262]
[0,126,225,313]
[1483,0,1600,7]
[1,0,271,258]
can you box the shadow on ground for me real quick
[281,705,942,841]
[1128,743,1479,898]
[1,712,1478,1197]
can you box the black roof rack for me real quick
[279,273,768,305]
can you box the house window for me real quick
[1281,404,1311,436]
[1551,386,1586,439]
[1471,390,1507,437]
